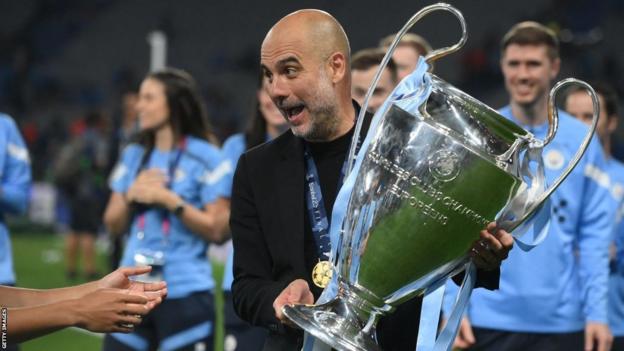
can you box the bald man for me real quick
[230,9,512,350]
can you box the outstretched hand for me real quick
[73,289,151,333]
[98,266,168,308]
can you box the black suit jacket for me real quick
[230,111,499,350]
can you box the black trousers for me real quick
[613,336,624,351]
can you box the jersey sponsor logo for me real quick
[585,164,611,190]
[201,160,231,185]
[544,149,565,170]
[7,142,29,163]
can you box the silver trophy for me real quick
[283,3,600,351]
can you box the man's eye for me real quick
[285,67,297,76]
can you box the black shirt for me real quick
[302,126,356,297]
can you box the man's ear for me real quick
[607,114,618,134]
[327,51,347,84]
[550,57,561,80]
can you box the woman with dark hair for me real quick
[102,68,230,351]
[217,75,287,350]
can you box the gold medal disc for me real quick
[312,260,333,288]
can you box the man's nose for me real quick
[267,76,289,100]
[516,64,530,78]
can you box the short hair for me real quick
[566,81,619,118]
[351,48,398,83]
[501,21,559,61]
[379,33,432,57]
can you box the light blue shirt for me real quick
[607,157,624,336]
[0,114,31,285]
[465,107,613,332]
[109,136,228,298]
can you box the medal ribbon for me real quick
[303,140,357,261]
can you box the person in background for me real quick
[217,73,287,351]
[54,111,111,280]
[379,32,432,80]
[102,68,230,351]
[452,21,613,351]
[1,266,167,346]
[108,90,140,271]
[565,82,624,351]
[350,48,399,114]
[0,112,31,351]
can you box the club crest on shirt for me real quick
[174,168,186,182]
[544,149,565,170]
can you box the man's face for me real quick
[351,66,396,113]
[261,35,339,142]
[501,44,559,108]
[565,91,615,143]
[393,45,420,81]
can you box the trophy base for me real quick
[283,297,380,351]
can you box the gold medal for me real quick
[312,260,333,288]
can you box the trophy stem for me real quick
[283,281,389,351]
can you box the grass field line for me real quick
[68,327,104,339]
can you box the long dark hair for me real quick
[244,71,269,150]
[136,68,217,149]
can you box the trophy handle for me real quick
[347,2,467,178]
[502,78,600,236]
[533,78,599,201]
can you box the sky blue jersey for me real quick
[0,114,31,284]
[109,136,229,298]
[218,133,247,291]
[607,157,624,336]
[464,107,613,333]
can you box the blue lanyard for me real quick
[136,138,187,237]
[303,140,356,261]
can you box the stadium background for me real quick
[1,0,622,350]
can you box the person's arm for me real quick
[0,118,31,215]
[230,154,292,329]
[103,192,133,236]
[5,289,148,343]
[2,266,167,344]
[104,145,142,236]
[124,149,232,243]
[157,192,230,243]
[0,266,167,308]
[577,141,614,351]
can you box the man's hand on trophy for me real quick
[469,222,514,271]
[273,279,314,325]
[453,317,476,349]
